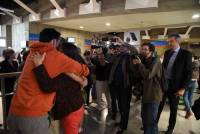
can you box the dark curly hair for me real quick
[2,49,15,60]
[142,42,155,52]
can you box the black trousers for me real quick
[157,91,180,130]
[109,85,118,116]
[111,84,132,130]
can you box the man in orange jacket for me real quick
[8,28,89,134]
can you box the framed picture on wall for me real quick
[67,37,76,43]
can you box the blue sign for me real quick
[84,39,92,45]
[151,41,168,46]
[29,33,39,41]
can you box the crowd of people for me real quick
[0,28,199,134]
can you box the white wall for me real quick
[12,22,29,52]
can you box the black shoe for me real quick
[114,122,120,127]
[165,129,173,134]
[112,113,116,120]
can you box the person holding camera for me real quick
[91,47,111,119]
[108,43,137,134]
[132,43,163,134]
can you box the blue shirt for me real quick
[166,47,180,79]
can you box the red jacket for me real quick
[10,42,89,117]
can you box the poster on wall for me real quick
[67,37,76,43]
[29,33,39,41]
[124,31,141,46]
[151,40,169,55]
[84,39,92,49]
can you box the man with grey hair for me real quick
[157,34,192,134]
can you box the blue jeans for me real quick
[142,102,160,134]
[184,80,196,112]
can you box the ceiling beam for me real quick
[3,11,20,19]
[163,27,167,37]
[163,26,187,37]
[50,0,63,11]
[14,0,38,16]
[49,0,65,19]
[185,25,200,35]
[0,12,5,15]
[0,7,14,13]
[79,0,101,15]
[14,0,40,21]
[145,30,149,36]
[2,11,21,24]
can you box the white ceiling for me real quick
[44,9,200,33]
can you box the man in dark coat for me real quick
[157,34,192,134]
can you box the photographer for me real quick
[132,43,163,134]
[91,47,111,119]
[108,43,137,134]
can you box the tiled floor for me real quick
[1,94,200,134]
[78,95,200,134]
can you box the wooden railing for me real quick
[0,72,21,133]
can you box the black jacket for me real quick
[33,65,83,120]
[163,48,192,93]
[109,53,135,89]
[0,60,18,93]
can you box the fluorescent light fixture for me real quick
[80,26,84,29]
[192,14,200,19]
[106,22,111,26]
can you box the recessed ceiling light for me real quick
[192,14,200,19]
[80,26,84,29]
[105,22,111,26]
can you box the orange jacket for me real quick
[10,42,89,117]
